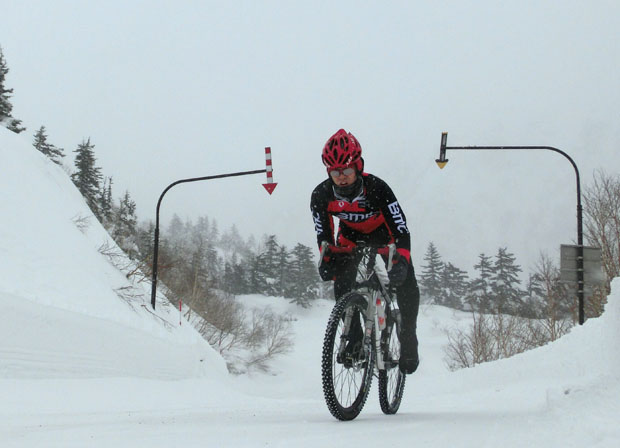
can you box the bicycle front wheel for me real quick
[378,315,406,414]
[321,293,374,421]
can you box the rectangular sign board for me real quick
[559,245,606,285]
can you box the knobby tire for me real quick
[321,293,374,421]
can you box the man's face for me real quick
[329,167,357,187]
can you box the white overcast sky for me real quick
[2,0,619,275]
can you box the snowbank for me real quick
[0,127,227,379]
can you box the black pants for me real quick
[333,257,420,344]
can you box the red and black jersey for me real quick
[310,172,411,262]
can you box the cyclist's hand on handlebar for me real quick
[318,242,337,281]
[388,256,408,286]
[318,258,336,281]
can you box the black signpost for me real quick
[150,148,277,310]
[436,132,586,324]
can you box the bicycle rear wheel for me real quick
[321,293,374,421]
[378,312,406,414]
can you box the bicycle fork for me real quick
[337,307,356,362]
[361,291,387,371]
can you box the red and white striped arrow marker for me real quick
[262,147,277,195]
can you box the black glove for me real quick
[319,258,336,281]
[388,259,408,286]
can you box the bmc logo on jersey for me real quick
[387,201,409,234]
[313,212,323,235]
[336,211,377,223]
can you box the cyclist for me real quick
[310,129,420,374]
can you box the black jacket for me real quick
[310,172,411,261]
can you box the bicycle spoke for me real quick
[322,293,374,420]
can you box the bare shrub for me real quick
[584,286,608,320]
[444,310,571,371]
[72,214,91,233]
[244,309,293,372]
[531,253,574,339]
[114,285,142,308]
[583,170,620,291]
[198,293,246,354]
[443,253,575,370]
[98,240,151,284]
[192,292,293,373]
[444,313,494,369]
[96,240,161,313]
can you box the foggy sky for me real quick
[2,0,619,276]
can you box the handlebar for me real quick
[318,241,398,271]
[321,244,390,256]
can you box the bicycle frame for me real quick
[326,243,399,372]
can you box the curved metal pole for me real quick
[439,137,585,324]
[150,169,266,309]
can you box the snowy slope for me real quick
[1,125,619,447]
[0,127,227,379]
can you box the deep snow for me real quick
[1,126,619,447]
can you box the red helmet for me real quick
[321,129,363,172]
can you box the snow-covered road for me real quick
[3,292,619,448]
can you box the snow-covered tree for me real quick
[0,46,25,134]
[490,247,524,314]
[275,244,291,296]
[438,262,469,309]
[222,253,251,296]
[33,126,65,164]
[136,221,155,263]
[248,253,265,294]
[256,235,280,295]
[220,224,245,255]
[420,242,444,303]
[288,243,319,307]
[71,138,102,218]
[465,253,494,311]
[98,176,114,225]
[112,191,138,258]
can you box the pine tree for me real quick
[420,242,444,303]
[490,247,524,314]
[221,224,244,254]
[465,253,494,312]
[210,220,220,244]
[275,244,290,296]
[136,221,155,263]
[98,176,114,225]
[257,235,280,295]
[188,245,208,300]
[222,261,235,293]
[231,259,250,295]
[525,272,545,303]
[71,138,102,218]
[204,243,221,289]
[195,216,211,244]
[167,214,185,249]
[248,253,266,294]
[33,126,65,165]
[0,47,25,134]
[288,243,319,307]
[524,273,546,318]
[220,252,250,296]
[438,262,469,309]
[112,190,138,258]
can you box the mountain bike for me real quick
[319,242,406,421]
